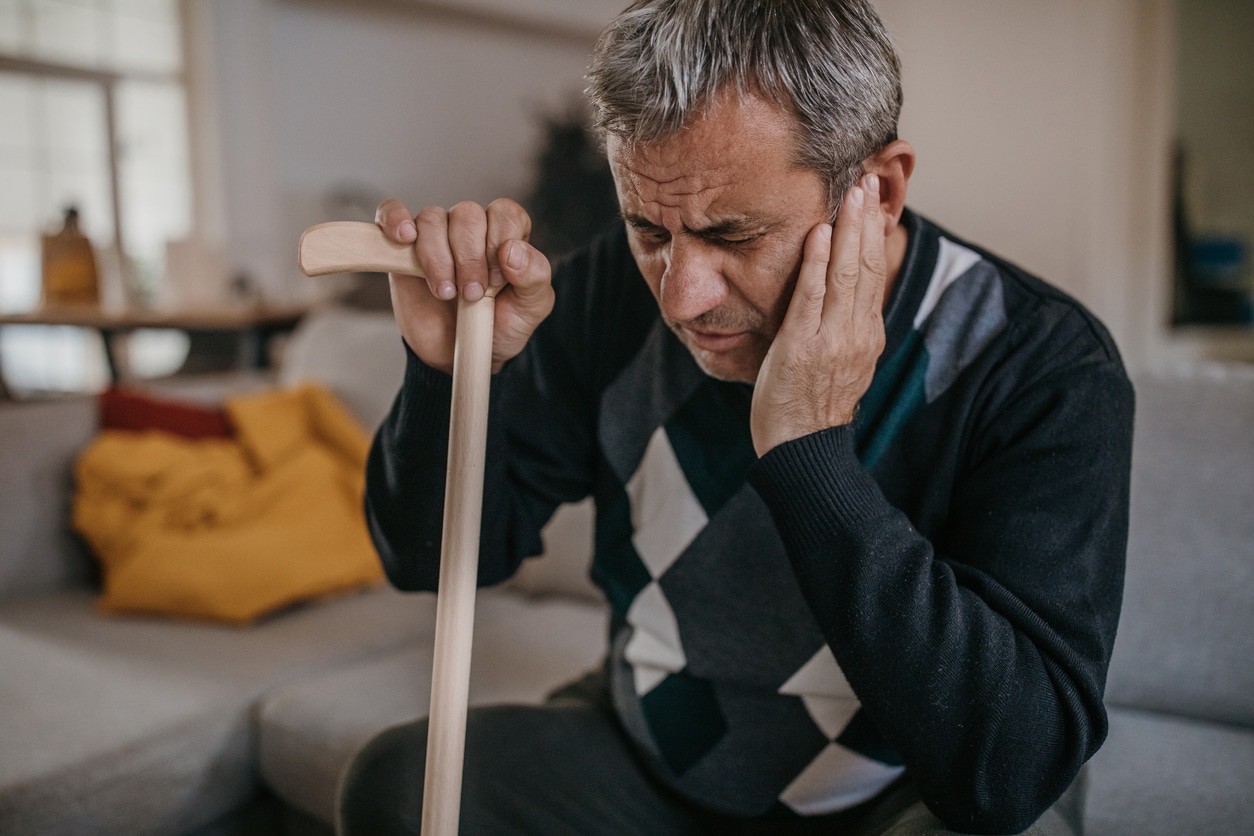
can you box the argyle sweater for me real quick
[365,210,1134,834]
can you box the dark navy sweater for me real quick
[365,210,1134,834]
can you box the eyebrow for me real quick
[620,211,768,239]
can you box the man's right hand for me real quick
[375,198,554,374]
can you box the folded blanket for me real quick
[73,384,384,624]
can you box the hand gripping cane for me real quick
[300,221,497,836]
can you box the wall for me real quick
[874,0,1177,370]
[189,0,1192,369]
[185,0,612,304]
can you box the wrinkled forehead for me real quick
[605,92,802,206]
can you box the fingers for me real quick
[413,202,492,302]
[825,183,865,324]
[413,205,458,300]
[853,174,887,318]
[398,199,538,303]
[786,222,834,336]
[485,198,532,291]
[446,201,491,301]
[374,196,549,373]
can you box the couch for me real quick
[0,305,1250,835]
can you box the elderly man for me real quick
[339,1,1133,834]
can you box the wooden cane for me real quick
[300,221,498,836]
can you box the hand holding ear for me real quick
[750,174,889,457]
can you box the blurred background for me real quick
[0,0,1251,396]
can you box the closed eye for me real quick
[709,232,761,246]
[622,214,670,244]
[621,212,767,248]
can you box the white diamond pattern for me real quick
[625,427,708,579]
[778,743,906,816]
[777,645,902,814]
[621,427,705,697]
[800,695,860,740]
[624,581,686,695]
[779,645,855,699]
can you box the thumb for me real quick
[498,240,551,303]
[496,239,554,333]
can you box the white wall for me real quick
[186,0,609,303]
[874,0,1176,370]
[190,0,1209,369]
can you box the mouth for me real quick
[682,326,752,352]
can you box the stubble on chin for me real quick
[669,323,770,384]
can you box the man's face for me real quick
[607,91,830,383]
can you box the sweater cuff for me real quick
[747,426,888,553]
[385,342,453,452]
[401,341,453,392]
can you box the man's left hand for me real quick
[750,174,888,457]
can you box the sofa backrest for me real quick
[1104,364,1254,727]
[281,306,606,603]
[0,396,99,599]
[279,306,406,432]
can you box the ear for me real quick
[868,140,915,235]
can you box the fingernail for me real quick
[489,267,505,287]
[437,281,455,300]
[866,173,879,195]
[849,186,864,207]
[399,221,417,241]
[505,240,525,270]
[464,282,484,301]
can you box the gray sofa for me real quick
[0,306,1250,835]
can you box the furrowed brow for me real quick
[693,217,765,239]
[621,211,766,238]
[620,211,666,233]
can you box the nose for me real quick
[658,237,728,323]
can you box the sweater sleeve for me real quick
[363,265,605,593]
[364,226,653,593]
[747,356,1134,834]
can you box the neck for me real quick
[882,220,909,309]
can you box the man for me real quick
[340,1,1133,834]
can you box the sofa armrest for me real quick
[0,396,99,598]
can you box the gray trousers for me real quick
[338,673,1084,836]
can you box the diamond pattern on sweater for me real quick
[625,580,686,695]
[625,426,708,578]
[775,645,904,812]
[778,743,906,816]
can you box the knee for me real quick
[337,720,429,836]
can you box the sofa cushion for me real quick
[1104,366,1254,726]
[0,626,256,836]
[279,306,406,432]
[0,584,466,835]
[507,499,603,604]
[256,597,608,824]
[1084,706,1254,836]
[0,397,98,599]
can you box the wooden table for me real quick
[0,304,308,383]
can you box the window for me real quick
[0,0,191,393]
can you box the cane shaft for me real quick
[421,293,495,836]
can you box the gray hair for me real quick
[586,0,902,212]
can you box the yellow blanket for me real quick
[74,384,384,624]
